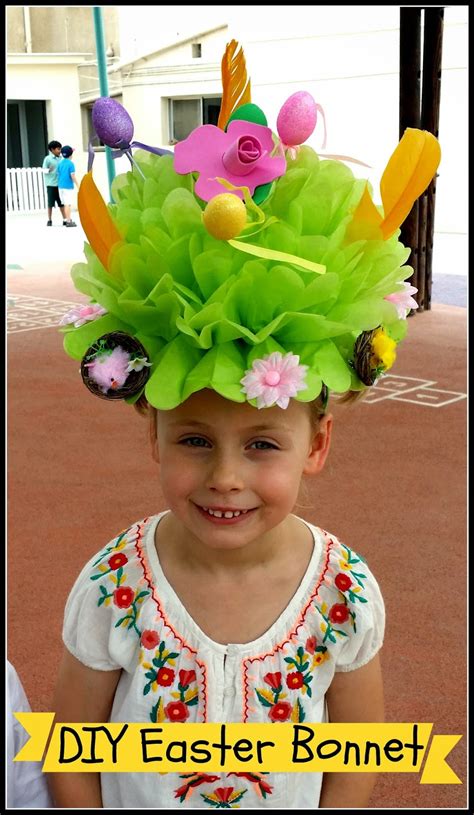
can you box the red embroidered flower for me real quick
[141,630,159,650]
[305,636,317,654]
[263,672,282,689]
[179,669,197,687]
[113,586,134,608]
[214,788,234,803]
[328,603,350,624]
[335,573,353,591]
[156,667,175,687]
[108,552,128,570]
[174,775,220,799]
[269,701,292,722]
[165,701,190,722]
[286,671,304,690]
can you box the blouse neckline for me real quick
[141,511,326,657]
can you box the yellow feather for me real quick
[217,40,251,130]
[379,128,441,239]
[77,172,122,272]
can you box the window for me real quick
[7,100,47,167]
[169,96,221,143]
[192,43,202,58]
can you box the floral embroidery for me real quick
[141,641,200,723]
[90,528,150,635]
[255,671,292,721]
[316,543,368,638]
[255,634,329,723]
[227,772,273,799]
[201,786,247,808]
[174,774,221,803]
[173,772,272,807]
[141,629,160,649]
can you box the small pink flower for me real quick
[241,352,308,409]
[385,283,418,319]
[59,303,107,327]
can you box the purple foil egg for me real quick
[92,97,134,148]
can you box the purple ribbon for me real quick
[87,140,172,173]
[110,139,173,159]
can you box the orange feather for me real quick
[77,172,122,272]
[217,40,251,130]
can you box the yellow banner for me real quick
[14,716,462,782]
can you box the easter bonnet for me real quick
[60,40,441,410]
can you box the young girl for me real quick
[51,42,439,809]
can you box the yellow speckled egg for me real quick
[203,193,247,240]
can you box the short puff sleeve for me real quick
[62,523,148,672]
[315,533,385,673]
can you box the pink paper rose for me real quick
[173,119,286,202]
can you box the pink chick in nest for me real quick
[85,347,131,393]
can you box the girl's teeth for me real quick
[202,507,248,518]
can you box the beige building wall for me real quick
[7,6,119,56]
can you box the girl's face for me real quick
[153,389,332,551]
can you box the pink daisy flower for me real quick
[385,283,418,319]
[59,303,107,327]
[241,352,308,409]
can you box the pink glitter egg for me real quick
[276,91,318,147]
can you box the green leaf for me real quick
[115,616,132,628]
[256,691,273,708]
[135,591,150,601]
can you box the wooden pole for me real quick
[399,8,421,306]
[419,8,444,311]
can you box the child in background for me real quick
[50,42,440,809]
[7,660,53,808]
[57,145,79,227]
[42,139,67,226]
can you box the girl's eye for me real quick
[249,440,278,450]
[180,436,211,448]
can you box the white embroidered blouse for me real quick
[63,512,385,809]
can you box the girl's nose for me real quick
[205,454,244,493]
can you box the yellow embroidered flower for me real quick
[371,328,397,370]
[312,651,329,669]
[339,559,353,571]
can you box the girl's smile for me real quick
[193,503,257,525]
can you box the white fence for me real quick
[6,167,47,213]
